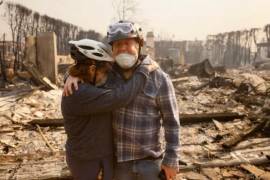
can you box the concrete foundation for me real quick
[25,36,37,66]
[36,32,58,83]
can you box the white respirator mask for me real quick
[115,53,137,69]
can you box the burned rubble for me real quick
[172,62,270,179]
[0,59,269,179]
[0,1,270,179]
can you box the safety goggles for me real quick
[108,23,134,35]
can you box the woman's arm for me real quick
[61,66,150,116]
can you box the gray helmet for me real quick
[107,20,144,46]
[69,39,114,62]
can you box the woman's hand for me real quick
[146,60,159,72]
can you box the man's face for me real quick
[112,38,139,59]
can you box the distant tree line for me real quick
[4,2,103,71]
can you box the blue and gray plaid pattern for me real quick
[109,56,180,169]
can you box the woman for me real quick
[61,39,151,180]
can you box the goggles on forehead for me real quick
[108,23,134,35]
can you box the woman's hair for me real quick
[68,60,95,83]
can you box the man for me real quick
[64,20,180,180]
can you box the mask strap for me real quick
[92,62,103,85]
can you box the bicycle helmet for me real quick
[69,39,113,63]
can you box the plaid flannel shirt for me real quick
[107,55,180,169]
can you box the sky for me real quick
[0,0,270,41]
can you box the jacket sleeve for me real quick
[157,73,180,169]
[62,67,149,116]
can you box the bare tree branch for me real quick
[112,0,139,21]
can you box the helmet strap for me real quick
[93,67,97,85]
[88,64,97,86]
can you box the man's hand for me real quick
[161,164,177,180]
[63,76,81,96]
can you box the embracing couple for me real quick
[61,20,180,180]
